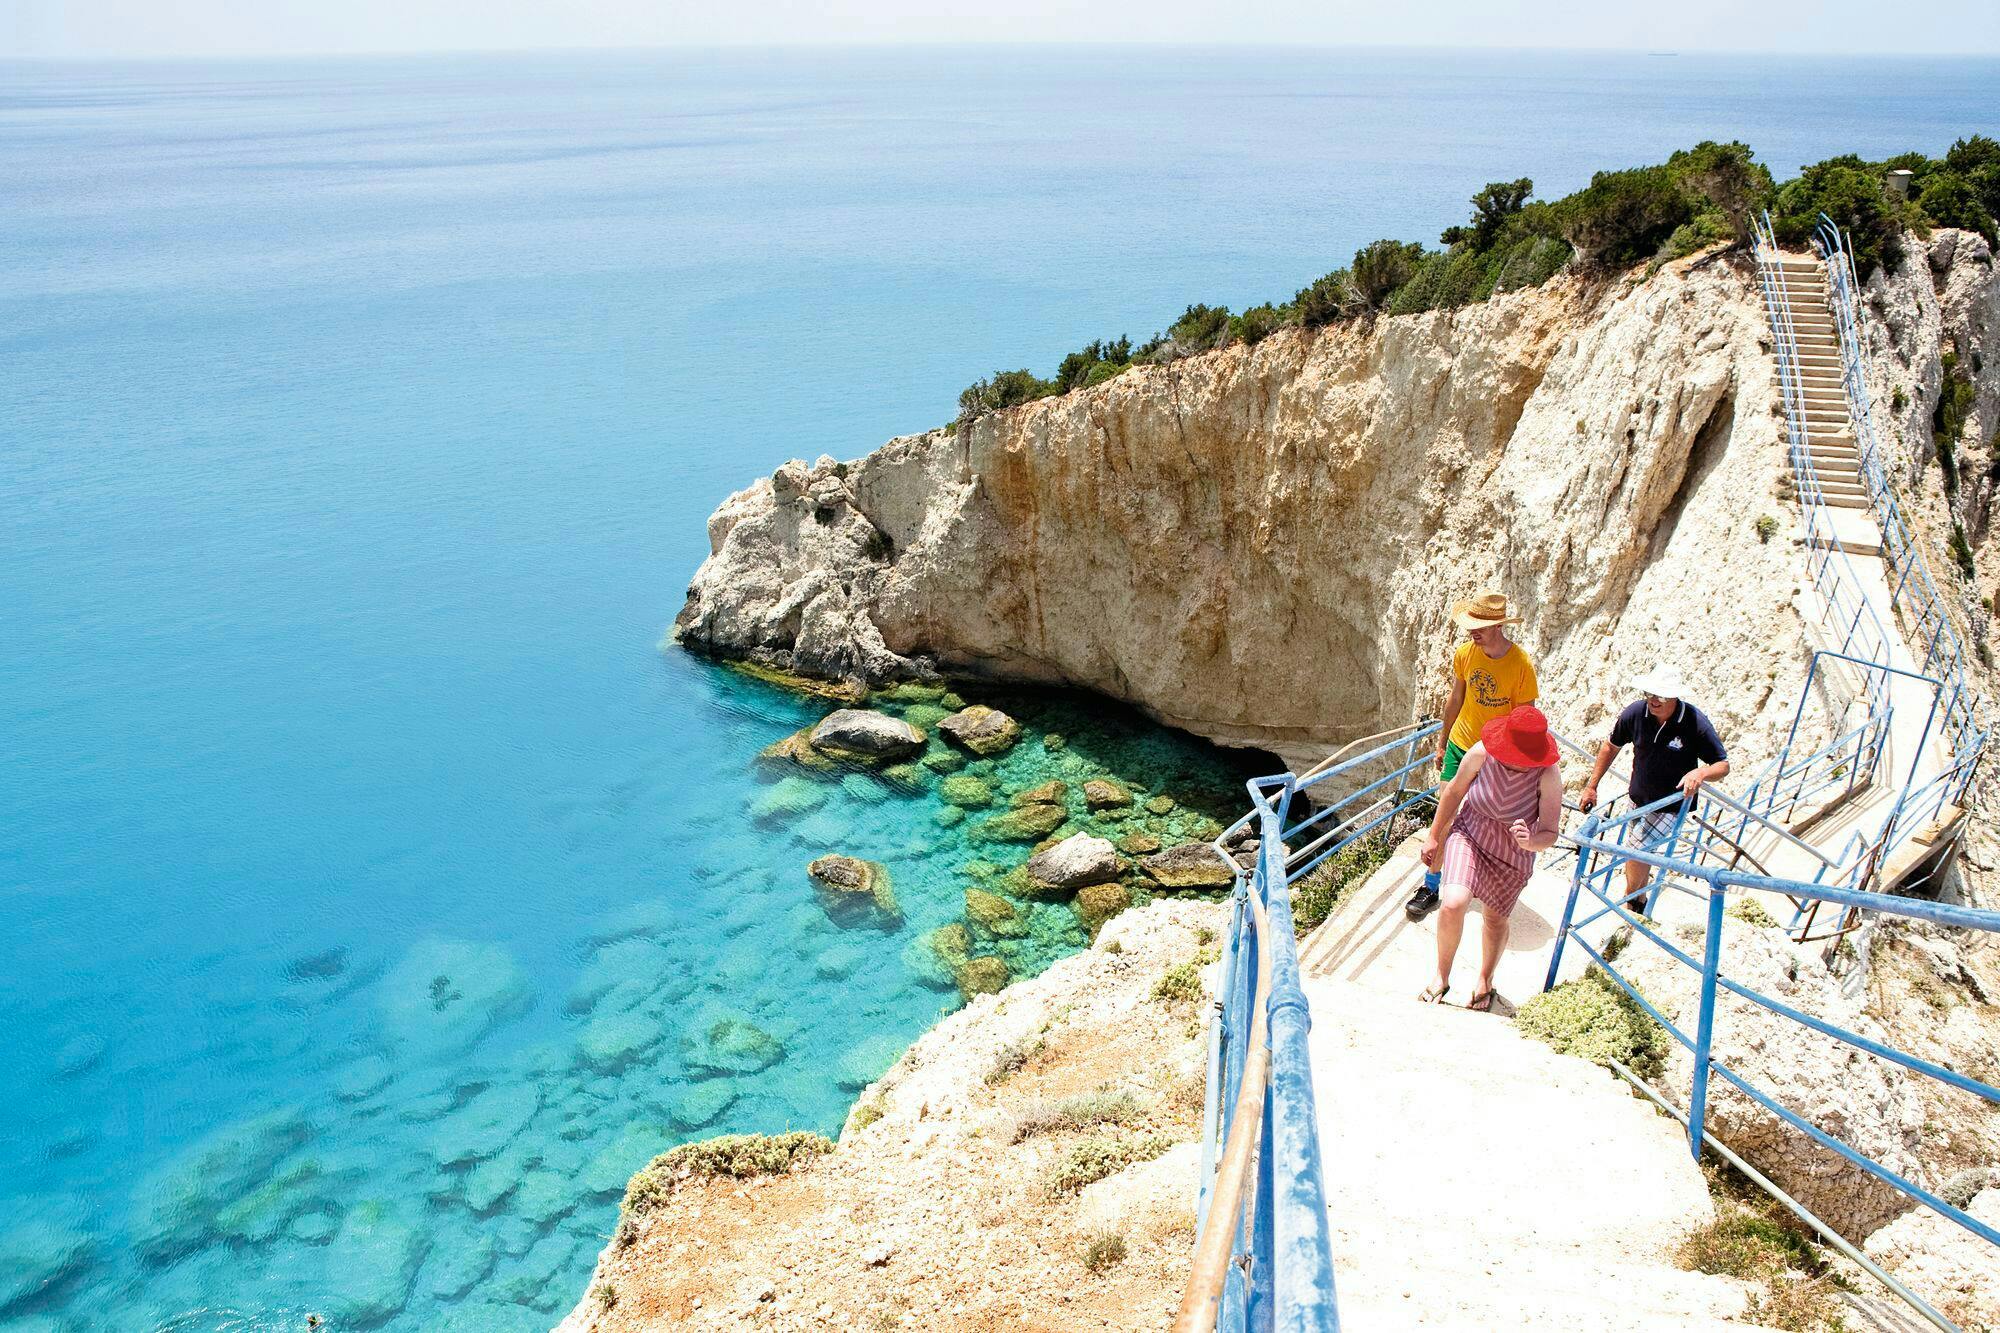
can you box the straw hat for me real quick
[1450,590,1522,631]
[1480,705,1559,769]
[1631,662,1692,702]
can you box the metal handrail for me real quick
[1545,808,2000,1331]
[1177,884,1274,1332]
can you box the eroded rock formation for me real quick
[676,252,1813,773]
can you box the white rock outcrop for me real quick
[676,253,1811,774]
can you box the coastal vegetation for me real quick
[1515,966,1668,1078]
[956,135,2000,426]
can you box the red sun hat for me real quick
[1481,705,1559,769]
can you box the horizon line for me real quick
[9,39,2000,65]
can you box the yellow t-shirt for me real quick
[1449,640,1539,750]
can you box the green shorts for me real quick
[1441,741,1467,781]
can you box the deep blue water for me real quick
[3,45,1997,1332]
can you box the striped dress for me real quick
[1439,755,1547,918]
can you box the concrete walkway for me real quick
[1298,848,1771,1329]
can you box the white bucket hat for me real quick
[1631,662,1692,702]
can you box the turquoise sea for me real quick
[3,45,1997,1331]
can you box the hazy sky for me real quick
[7,0,2000,60]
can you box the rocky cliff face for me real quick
[677,251,1812,773]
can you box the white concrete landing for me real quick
[1305,973,1767,1330]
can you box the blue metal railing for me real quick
[1745,213,1985,912]
[1546,793,2000,1331]
[1185,721,1439,1330]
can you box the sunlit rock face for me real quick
[677,252,1813,775]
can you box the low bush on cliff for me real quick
[950,134,1997,424]
[1514,967,1667,1078]
[1044,1132,1174,1196]
[620,1131,834,1217]
[1290,831,1394,936]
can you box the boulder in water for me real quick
[953,955,1010,1000]
[1074,882,1134,934]
[128,1106,311,1261]
[970,803,1067,844]
[1010,779,1067,807]
[0,1205,94,1312]
[937,705,1022,756]
[807,855,901,928]
[964,887,1026,938]
[808,709,926,760]
[940,774,995,809]
[1025,834,1123,894]
[750,775,829,825]
[320,1201,429,1328]
[1140,843,1236,889]
[1083,779,1133,810]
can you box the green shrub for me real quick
[1081,1229,1128,1272]
[1666,140,1775,241]
[985,1035,1046,1085]
[1167,303,1232,353]
[1152,960,1203,1004]
[1011,1089,1145,1143]
[1351,239,1426,308]
[1441,177,1534,250]
[1727,896,1778,928]
[1951,522,1975,581]
[1387,247,1489,315]
[1919,172,1998,244]
[1558,164,1694,268]
[1045,1133,1173,1196]
[1515,968,1667,1078]
[1755,515,1779,544]
[1291,832,1394,935]
[958,368,1055,424]
[1083,360,1128,388]
[1229,303,1288,346]
[1774,157,1905,278]
[1055,337,1132,391]
[621,1131,833,1216]
[1488,234,1572,293]
[1676,1210,1821,1280]
[1294,269,1359,326]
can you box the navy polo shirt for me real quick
[1610,699,1728,806]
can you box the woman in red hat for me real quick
[1416,705,1563,1012]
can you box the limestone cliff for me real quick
[676,252,1813,774]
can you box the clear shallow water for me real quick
[2,45,1997,1332]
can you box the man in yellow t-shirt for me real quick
[1406,589,1540,922]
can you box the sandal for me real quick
[1466,989,1497,1013]
[1419,982,1449,1004]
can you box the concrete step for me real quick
[1309,974,1770,1331]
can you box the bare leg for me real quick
[1623,856,1652,910]
[1433,882,1473,994]
[1474,905,1510,999]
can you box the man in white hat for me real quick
[1406,590,1539,922]
[1579,663,1731,907]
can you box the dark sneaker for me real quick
[1404,886,1441,921]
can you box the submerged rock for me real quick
[423,1229,497,1301]
[970,803,1068,844]
[880,761,930,793]
[577,1010,662,1072]
[567,937,672,1015]
[378,938,535,1064]
[672,1082,739,1130]
[809,709,926,760]
[837,1034,908,1090]
[937,705,1022,756]
[321,1201,429,1328]
[0,1207,93,1312]
[750,776,830,825]
[1118,831,1163,856]
[1010,779,1067,807]
[682,1010,786,1077]
[1146,795,1177,815]
[933,805,966,828]
[807,855,902,928]
[759,728,839,774]
[333,1054,394,1103]
[428,1084,540,1166]
[1074,882,1134,934]
[581,1122,674,1195]
[954,955,1010,1000]
[129,1106,311,1261]
[939,774,995,809]
[1025,834,1123,894]
[964,887,1027,938]
[1141,842,1236,889]
[921,748,968,775]
[1083,779,1133,810]
[53,1034,105,1079]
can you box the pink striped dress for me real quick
[1439,756,1547,917]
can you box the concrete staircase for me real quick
[1296,844,1775,1330]
[1768,254,1884,555]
